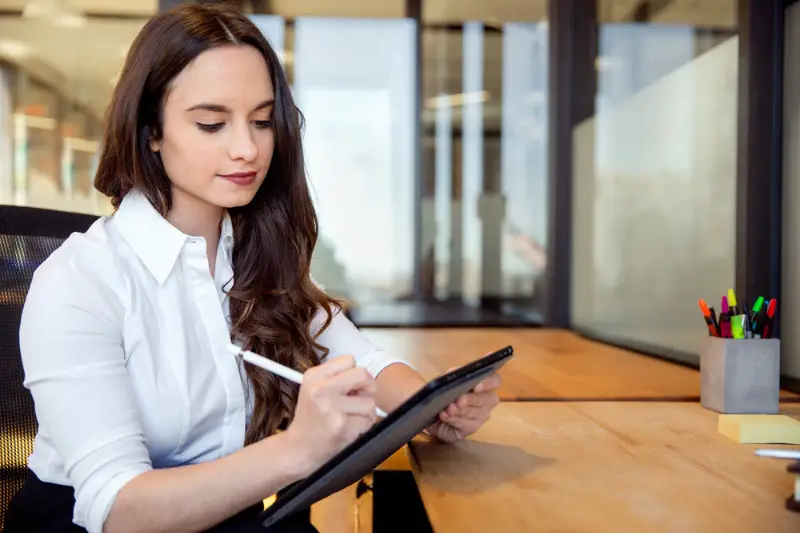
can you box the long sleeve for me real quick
[18,243,152,533]
[310,306,414,378]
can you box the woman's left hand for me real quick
[423,371,502,444]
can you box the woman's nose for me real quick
[229,125,258,161]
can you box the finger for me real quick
[426,421,464,444]
[335,395,379,419]
[442,405,485,422]
[437,408,482,431]
[345,413,377,442]
[441,415,482,436]
[446,394,500,420]
[440,400,466,418]
[458,391,500,409]
[312,354,356,378]
[473,373,502,393]
[328,367,377,395]
[452,392,495,410]
[442,401,460,417]
[456,394,470,409]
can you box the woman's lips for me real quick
[219,171,257,186]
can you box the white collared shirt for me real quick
[18,190,410,533]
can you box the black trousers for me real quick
[4,469,317,533]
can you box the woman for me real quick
[4,4,502,533]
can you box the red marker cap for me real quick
[767,299,777,318]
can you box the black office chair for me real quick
[0,205,98,529]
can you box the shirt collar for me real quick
[113,190,234,285]
[220,211,234,264]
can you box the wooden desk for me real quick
[408,402,800,533]
[362,328,702,400]
[362,328,800,400]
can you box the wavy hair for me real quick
[94,3,340,443]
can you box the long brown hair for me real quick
[95,3,340,443]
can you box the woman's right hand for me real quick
[284,355,378,476]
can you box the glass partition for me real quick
[781,0,800,382]
[571,1,738,360]
[0,12,148,215]
[0,0,550,325]
[421,0,548,320]
[0,9,287,217]
[293,17,417,303]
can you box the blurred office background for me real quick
[0,0,796,381]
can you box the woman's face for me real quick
[151,44,275,210]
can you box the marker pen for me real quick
[750,297,765,337]
[719,296,732,338]
[709,306,720,336]
[733,314,747,340]
[698,299,719,337]
[743,299,753,338]
[762,299,777,339]
[727,289,740,315]
[755,299,772,338]
[728,289,745,339]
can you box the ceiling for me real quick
[0,0,156,16]
[0,0,736,24]
[0,15,145,118]
[0,0,736,122]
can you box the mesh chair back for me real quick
[0,205,98,529]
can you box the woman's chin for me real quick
[213,186,261,209]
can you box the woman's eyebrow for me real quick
[185,99,274,113]
[253,99,275,111]
[186,103,230,113]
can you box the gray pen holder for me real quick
[700,337,780,414]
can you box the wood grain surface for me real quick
[363,328,791,400]
[409,402,800,533]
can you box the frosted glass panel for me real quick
[781,1,800,381]
[571,25,738,359]
[293,17,416,302]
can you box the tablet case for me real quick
[260,345,515,527]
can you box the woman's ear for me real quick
[145,123,162,152]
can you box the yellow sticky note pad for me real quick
[718,414,800,444]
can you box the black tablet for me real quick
[260,345,514,528]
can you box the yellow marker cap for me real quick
[727,288,737,308]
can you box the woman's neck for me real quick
[167,189,224,276]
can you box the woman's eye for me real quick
[196,122,224,133]
[254,120,273,129]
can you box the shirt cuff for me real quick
[77,464,151,533]
[359,352,416,379]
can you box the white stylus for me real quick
[225,344,387,418]
[754,448,800,460]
